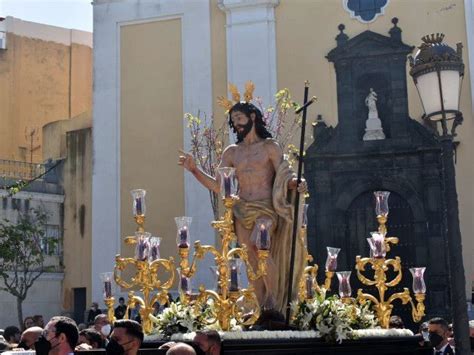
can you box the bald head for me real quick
[166,342,197,355]
[20,326,42,349]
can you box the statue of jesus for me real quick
[178,101,306,313]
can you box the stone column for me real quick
[218,0,279,109]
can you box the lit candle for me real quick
[137,237,147,261]
[135,197,143,215]
[178,227,188,248]
[230,265,239,291]
[259,224,269,250]
[224,175,231,197]
[104,280,112,298]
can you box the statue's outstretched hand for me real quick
[178,149,196,172]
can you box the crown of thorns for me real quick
[217,81,255,113]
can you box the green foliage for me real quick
[0,207,54,300]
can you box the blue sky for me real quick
[0,0,93,32]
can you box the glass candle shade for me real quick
[178,268,191,296]
[148,236,161,262]
[374,191,390,217]
[305,274,315,299]
[100,272,114,298]
[175,216,192,248]
[337,271,352,298]
[210,266,221,294]
[367,231,386,258]
[135,232,150,261]
[300,204,309,228]
[131,189,146,217]
[325,247,341,272]
[410,267,427,294]
[229,259,242,292]
[217,167,238,198]
[255,219,272,250]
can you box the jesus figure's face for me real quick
[231,110,254,141]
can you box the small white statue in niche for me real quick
[363,88,386,141]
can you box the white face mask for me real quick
[101,324,111,337]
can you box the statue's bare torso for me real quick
[222,139,280,201]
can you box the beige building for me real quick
[0,17,92,326]
[0,16,92,163]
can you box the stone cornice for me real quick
[218,0,280,12]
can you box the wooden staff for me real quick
[285,81,317,325]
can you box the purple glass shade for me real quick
[217,167,238,198]
[135,232,150,261]
[255,219,272,250]
[325,247,341,272]
[337,271,352,298]
[100,272,114,298]
[374,191,390,217]
[131,189,146,216]
[367,231,386,258]
[410,267,427,294]
[175,216,192,248]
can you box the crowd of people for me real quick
[1,305,474,354]
[0,300,221,355]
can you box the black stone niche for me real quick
[305,20,451,328]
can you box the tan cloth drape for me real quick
[232,159,306,314]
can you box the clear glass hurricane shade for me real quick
[131,189,146,216]
[175,216,192,248]
[255,218,272,250]
[337,271,352,298]
[100,272,114,298]
[135,232,151,261]
[148,236,161,262]
[410,267,427,294]
[367,231,386,258]
[374,191,390,217]
[325,247,341,272]
[217,167,238,198]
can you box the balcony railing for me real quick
[0,159,46,181]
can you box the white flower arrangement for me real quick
[150,301,241,339]
[291,293,379,343]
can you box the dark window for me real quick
[346,0,388,22]
[24,199,30,212]
[2,198,7,209]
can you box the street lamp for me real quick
[409,34,470,354]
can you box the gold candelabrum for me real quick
[103,189,176,335]
[354,191,426,328]
[297,223,337,301]
[178,195,269,331]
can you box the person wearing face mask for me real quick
[35,316,79,355]
[93,314,112,342]
[428,317,455,354]
[106,319,143,355]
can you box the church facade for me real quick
[92,0,474,320]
